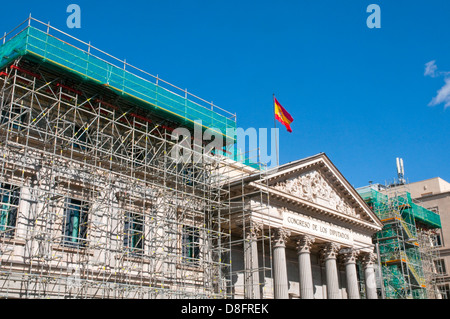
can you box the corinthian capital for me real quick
[361,252,377,267]
[340,248,359,265]
[236,219,262,240]
[320,242,341,261]
[296,235,315,254]
[272,228,291,248]
[247,222,262,240]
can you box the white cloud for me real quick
[425,60,450,108]
[424,60,438,77]
[429,77,450,109]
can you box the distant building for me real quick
[401,177,450,298]
[356,155,447,299]
[358,182,442,299]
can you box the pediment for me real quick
[273,170,360,219]
[261,153,383,230]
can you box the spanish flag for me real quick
[274,97,294,133]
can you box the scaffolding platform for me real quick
[358,185,442,299]
[0,17,237,142]
[0,16,275,299]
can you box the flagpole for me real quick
[273,93,279,167]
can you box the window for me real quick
[181,226,200,265]
[439,284,450,299]
[124,211,144,255]
[0,183,20,238]
[429,229,444,248]
[435,259,447,275]
[432,232,443,247]
[62,198,88,247]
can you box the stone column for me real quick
[18,178,34,260]
[17,179,32,240]
[272,228,290,299]
[341,249,360,299]
[243,221,262,299]
[92,183,119,268]
[296,235,315,299]
[320,242,341,299]
[362,252,378,299]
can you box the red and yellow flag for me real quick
[274,97,294,133]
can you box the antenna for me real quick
[400,158,404,176]
[396,157,405,185]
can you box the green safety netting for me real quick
[0,26,237,143]
[359,188,441,228]
[358,187,437,299]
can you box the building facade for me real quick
[0,17,238,299]
[0,17,384,299]
[403,177,450,298]
[228,154,383,299]
[358,183,442,299]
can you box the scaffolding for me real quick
[225,160,273,299]
[358,185,442,299]
[0,17,276,299]
[0,16,237,141]
[417,228,443,299]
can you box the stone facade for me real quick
[229,153,383,299]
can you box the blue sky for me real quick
[1,0,450,188]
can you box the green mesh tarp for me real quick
[0,26,236,141]
[358,188,441,228]
[408,202,441,228]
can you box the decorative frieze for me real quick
[274,170,359,218]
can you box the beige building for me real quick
[404,177,450,298]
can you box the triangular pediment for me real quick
[273,169,360,218]
[262,153,383,230]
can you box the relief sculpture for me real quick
[274,171,359,218]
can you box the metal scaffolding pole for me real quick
[0,58,248,299]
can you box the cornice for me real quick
[248,181,382,232]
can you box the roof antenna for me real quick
[396,157,405,185]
